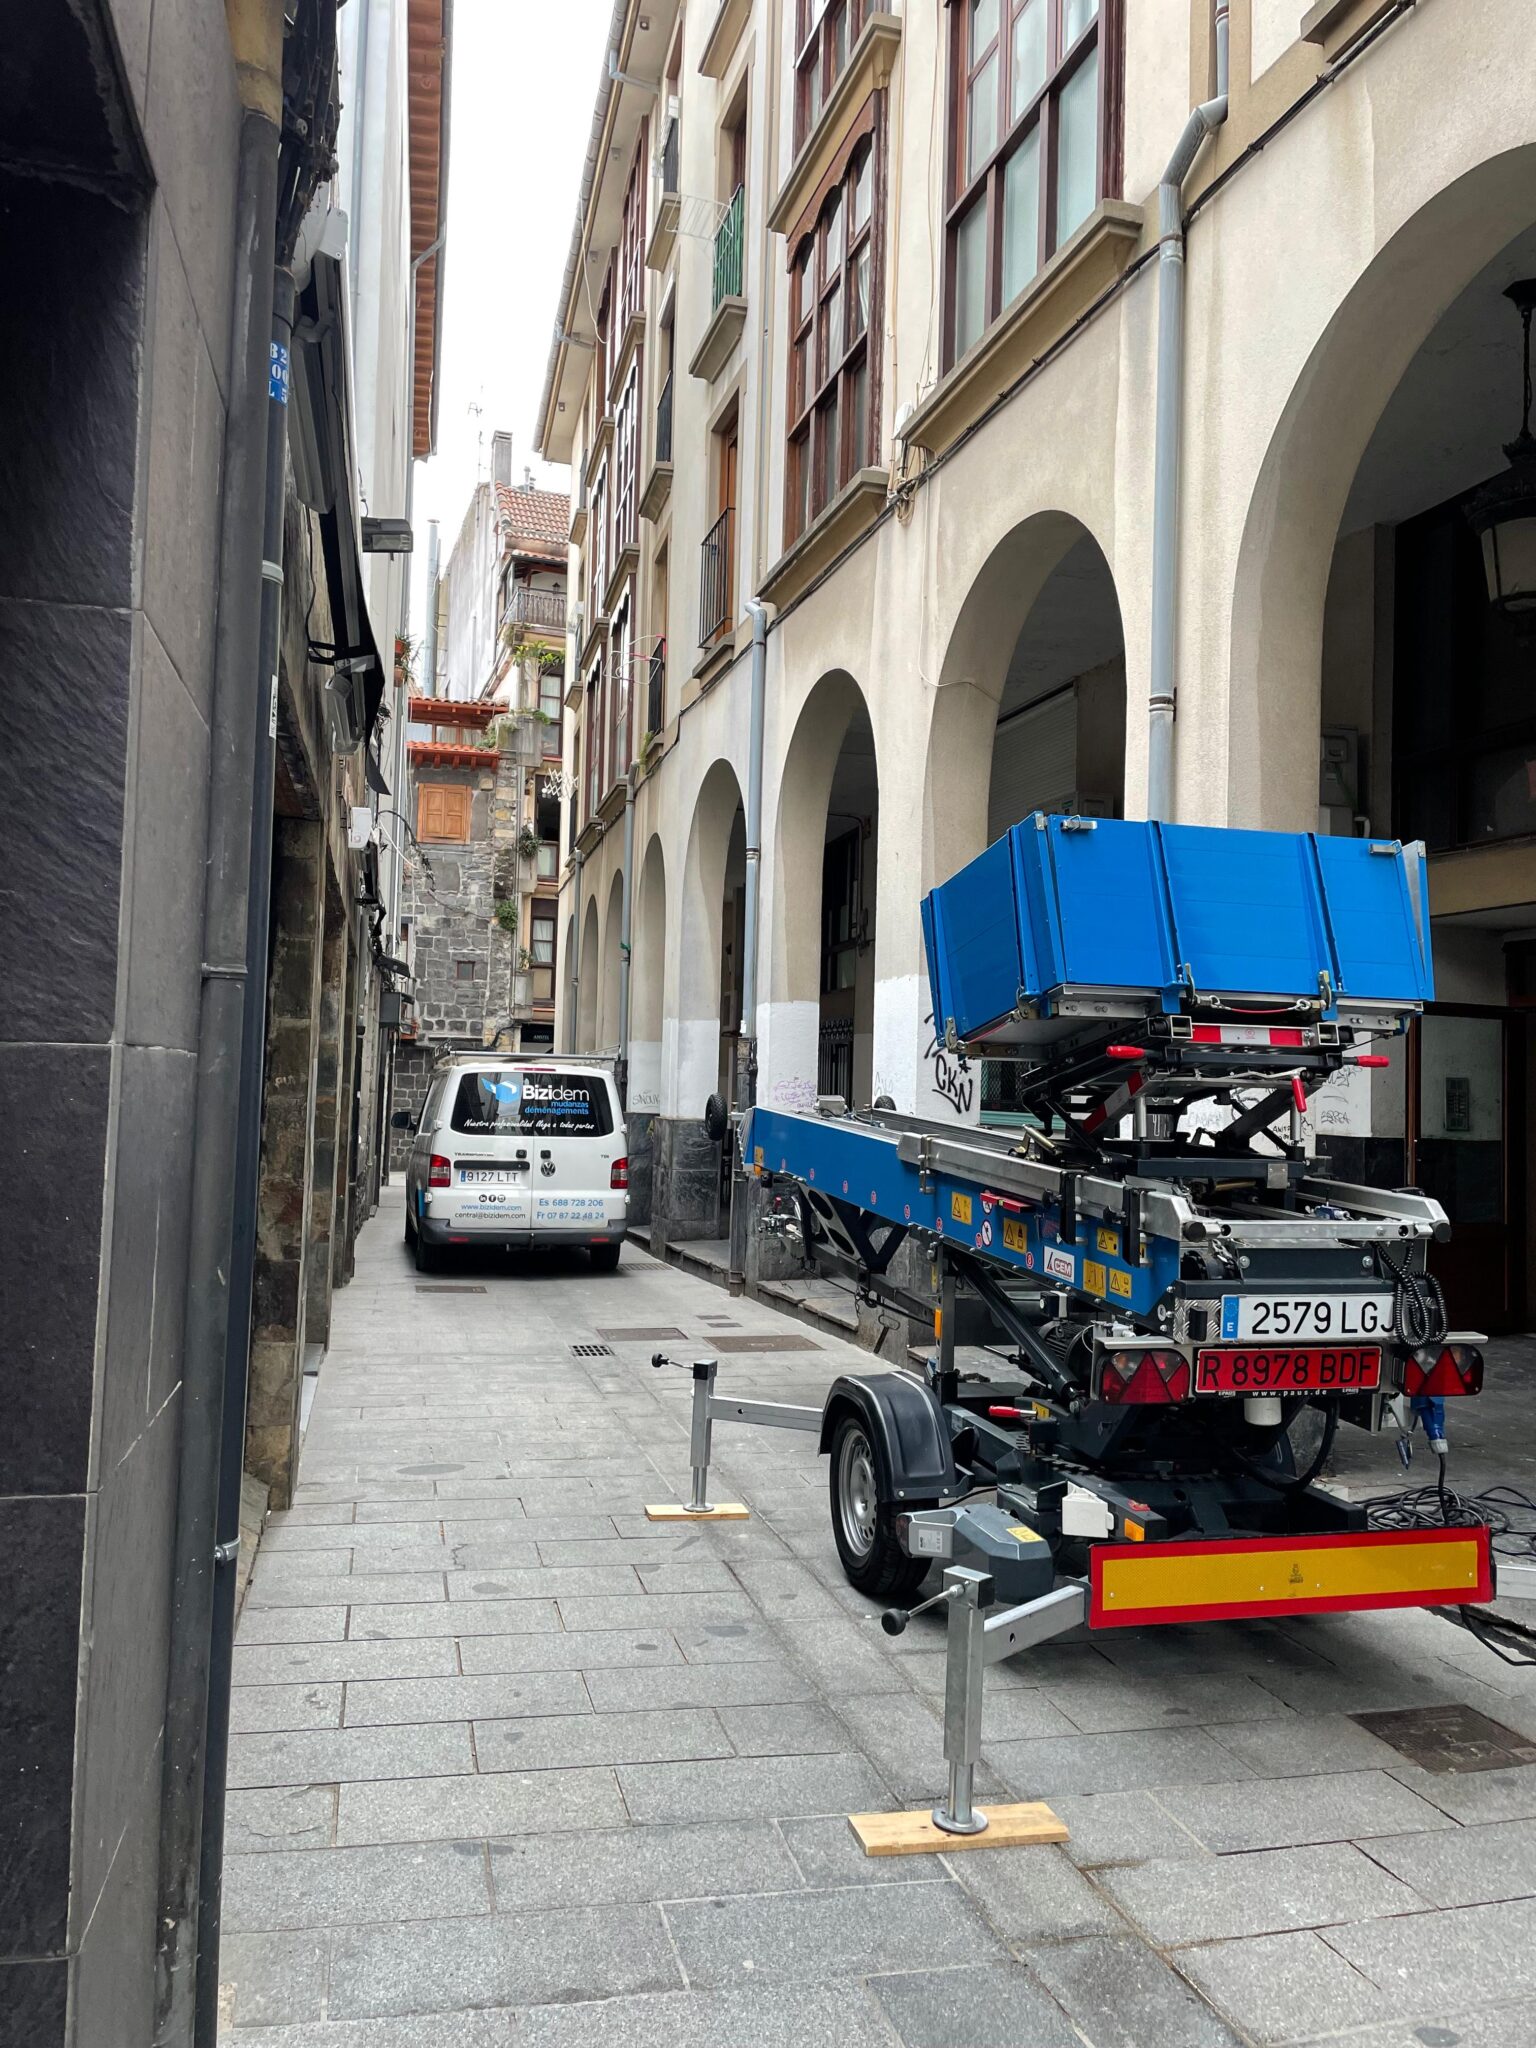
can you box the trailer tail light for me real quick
[1403,1344,1484,1398]
[1096,1350,1190,1405]
[611,1157,629,1189]
[429,1154,452,1188]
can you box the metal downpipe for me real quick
[739,600,769,1105]
[1146,0,1229,822]
[616,763,636,1104]
[568,845,584,1053]
[153,9,283,2030]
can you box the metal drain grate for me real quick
[711,1333,820,1353]
[571,1342,614,1358]
[1351,1704,1536,1774]
[595,1326,688,1341]
[415,1284,488,1294]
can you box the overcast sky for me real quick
[409,0,611,634]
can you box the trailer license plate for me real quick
[1218,1292,1393,1341]
[1195,1347,1382,1394]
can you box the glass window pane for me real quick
[1054,44,1098,245]
[1001,127,1040,304]
[1011,0,1046,117]
[822,281,841,368]
[795,237,813,316]
[970,0,998,60]
[967,53,998,182]
[852,148,872,233]
[831,0,849,74]
[820,392,840,502]
[795,429,812,533]
[953,196,988,357]
[793,330,809,413]
[849,244,869,341]
[848,357,868,470]
[823,188,843,272]
[1062,0,1097,44]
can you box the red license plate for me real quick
[1194,1347,1382,1394]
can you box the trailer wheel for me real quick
[829,1415,931,1603]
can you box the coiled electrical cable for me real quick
[1375,1242,1448,1348]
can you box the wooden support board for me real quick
[850,1802,1068,1857]
[644,1502,750,1522]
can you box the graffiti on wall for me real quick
[922,1015,973,1118]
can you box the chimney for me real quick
[491,430,513,488]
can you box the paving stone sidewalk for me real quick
[219,1216,1536,2046]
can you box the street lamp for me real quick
[1466,280,1536,613]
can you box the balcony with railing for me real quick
[699,510,734,649]
[689,186,747,384]
[646,640,666,738]
[501,583,567,635]
[713,185,743,309]
[641,373,674,521]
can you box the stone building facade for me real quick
[541,0,1536,1327]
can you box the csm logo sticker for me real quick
[1043,1247,1076,1282]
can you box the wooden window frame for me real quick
[785,120,882,547]
[943,0,1123,370]
[416,782,471,844]
[794,0,870,150]
[612,357,641,564]
[618,129,648,333]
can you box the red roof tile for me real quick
[495,483,570,559]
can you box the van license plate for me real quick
[1218,1293,1393,1341]
[1195,1347,1382,1394]
[459,1168,521,1185]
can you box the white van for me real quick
[399,1058,628,1273]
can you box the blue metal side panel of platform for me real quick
[923,816,1434,1042]
[742,1105,1178,1320]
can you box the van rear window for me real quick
[448,1069,612,1138]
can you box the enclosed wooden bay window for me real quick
[945,0,1121,366]
[786,125,880,546]
[795,0,871,148]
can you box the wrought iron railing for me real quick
[656,372,673,465]
[712,185,744,311]
[699,510,734,647]
[647,640,666,735]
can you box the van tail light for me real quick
[1096,1350,1191,1405]
[429,1154,452,1188]
[1402,1343,1483,1398]
[611,1157,629,1189]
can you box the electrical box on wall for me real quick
[1318,727,1360,837]
[347,805,375,850]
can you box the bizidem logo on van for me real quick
[520,1078,593,1116]
[481,1076,523,1110]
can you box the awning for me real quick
[289,245,384,746]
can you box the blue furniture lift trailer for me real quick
[657,817,1521,1838]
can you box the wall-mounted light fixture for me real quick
[1466,281,1536,613]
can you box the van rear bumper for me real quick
[417,1209,627,1251]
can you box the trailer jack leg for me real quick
[849,1571,1086,1857]
[645,1353,821,1522]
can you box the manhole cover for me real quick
[415,1284,487,1294]
[1351,1704,1536,1774]
[594,1326,687,1340]
[571,1342,614,1358]
[712,1334,819,1353]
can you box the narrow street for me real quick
[219,1219,1536,2047]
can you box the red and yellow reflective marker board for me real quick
[1090,1525,1492,1628]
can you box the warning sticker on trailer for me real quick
[1096,1227,1121,1257]
[951,1192,973,1225]
[1084,1260,1108,1296]
[1002,1218,1028,1254]
[1108,1268,1133,1299]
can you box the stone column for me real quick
[247,819,326,1506]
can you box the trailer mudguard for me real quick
[819,1373,961,1502]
